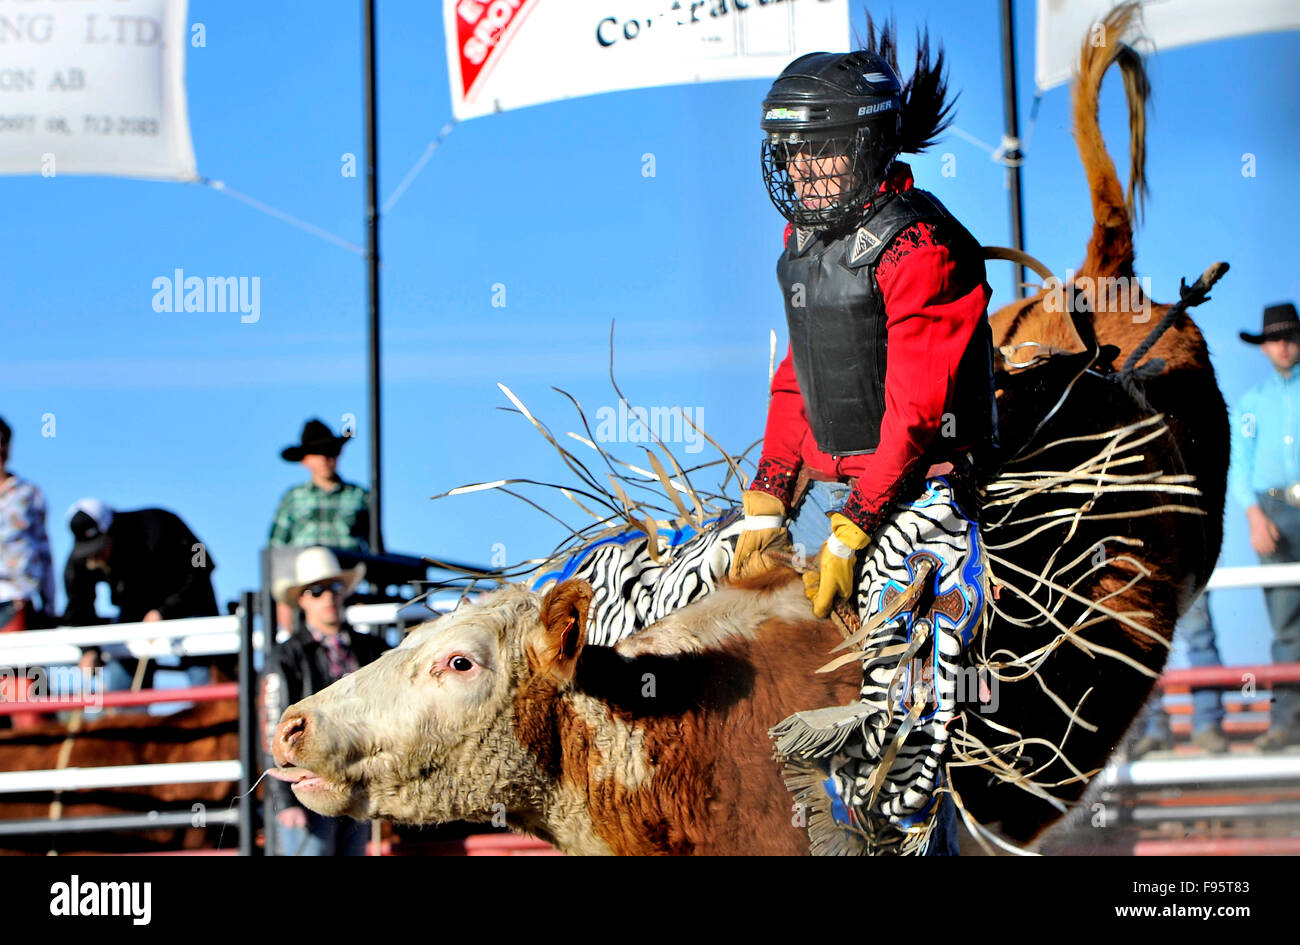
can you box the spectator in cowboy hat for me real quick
[268,418,372,631]
[1230,302,1300,750]
[269,419,370,552]
[260,546,388,855]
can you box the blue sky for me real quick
[2,1,1297,666]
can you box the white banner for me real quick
[1036,0,1300,91]
[0,0,196,180]
[445,0,849,121]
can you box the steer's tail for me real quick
[1073,1,1149,282]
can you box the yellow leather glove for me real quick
[803,512,871,618]
[730,490,788,580]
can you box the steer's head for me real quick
[270,579,592,827]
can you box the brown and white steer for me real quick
[271,571,859,855]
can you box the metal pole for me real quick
[238,590,258,856]
[259,549,277,856]
[363,0,385,553]
[999,0,1028,299]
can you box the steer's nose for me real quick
[273,712,310,767]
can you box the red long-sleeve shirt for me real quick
[752,163,992,534]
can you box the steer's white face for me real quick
[387,610,509,729]
[269,586,551,824]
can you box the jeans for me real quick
[1143,592,1225,737]
[924,794,960,856]
[275,809,370,856]
[1259,494,1300,729]
[788,480,852,558]
[102,657,139,693]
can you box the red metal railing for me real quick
[1134,837,1300,856]
[1158,663,1300,689]
[0,682,237,716]
[378,833,561,856]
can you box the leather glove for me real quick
[730,490,788,579]
[803,512,871,618]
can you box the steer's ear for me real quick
[534,579,593,681]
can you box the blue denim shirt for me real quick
[1230,364,1300,511]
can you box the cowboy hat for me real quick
[273,547,366,604]
[1240,303,1300,345]
[281,419,351,462]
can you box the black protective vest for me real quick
[777,187,994,457]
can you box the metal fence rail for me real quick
[1205,561,1300,590]
[0,601,438,669]
[0,760,242,795]
[0,809,240,837]
[1098,754,1300,789]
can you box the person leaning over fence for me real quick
[1231,302,1300,751]
[63,498,220,696]
[0,416,56,729]
[260,547,388,856]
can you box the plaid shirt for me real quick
[0,473,55,610]
[268,479,370,551]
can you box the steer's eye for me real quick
[450,656,474,672]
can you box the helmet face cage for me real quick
[761,125,892,230]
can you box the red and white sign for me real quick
[445,0,849,121]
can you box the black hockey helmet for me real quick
[760,51,903,229]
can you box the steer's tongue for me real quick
[268,767,317,783]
